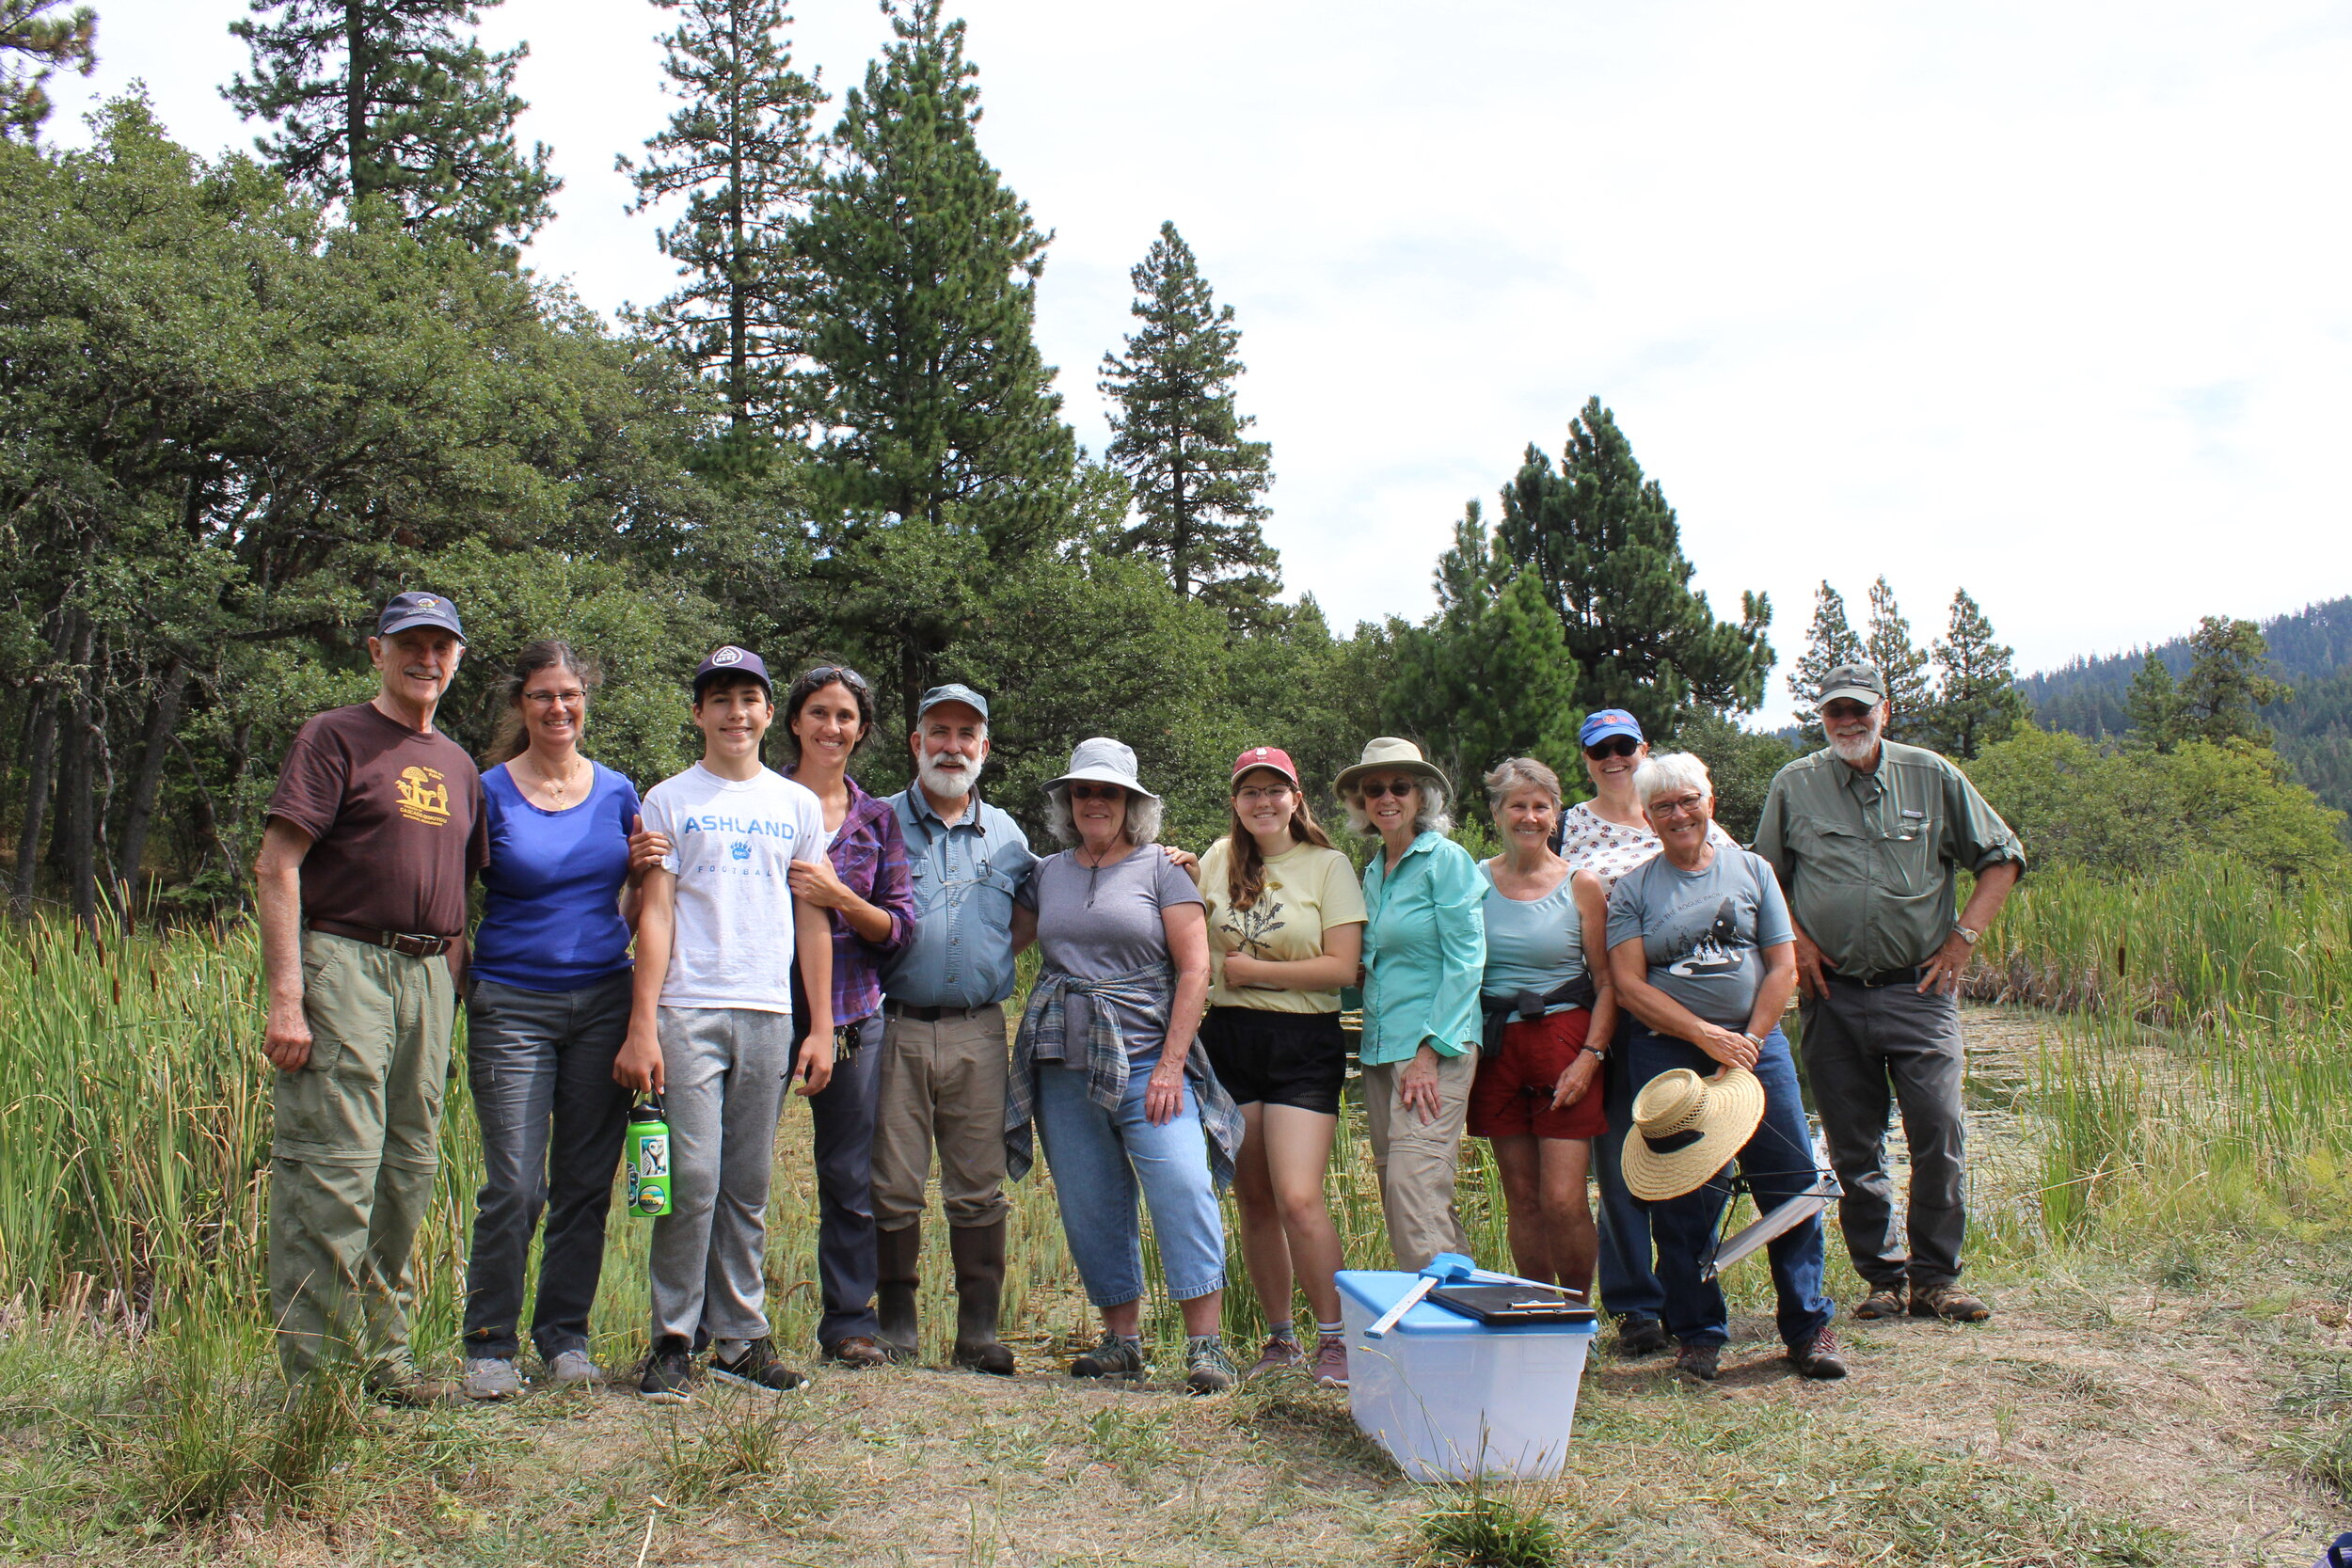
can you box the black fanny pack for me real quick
[1479,975,1597,1057]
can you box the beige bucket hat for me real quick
[1333,736,1451,799]
[1621,1066,1766,1200]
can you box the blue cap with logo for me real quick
[1579,708,1644,748]
[376,591,466,643]
[693,644,772,698]
[915,682,991,723]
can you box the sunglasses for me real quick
[802,664,870,693]
[1584,736,1639,760]
[1357,779,1419,799]
[1067,782,1127,801]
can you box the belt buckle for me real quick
[389,931,443,959]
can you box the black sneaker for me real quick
[709,1337,807,1392]
[639,1335,699,1404]
[1672,1340,1721,1382]
[1615,1316,1671,1359]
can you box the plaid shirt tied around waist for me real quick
[1003,961,1242,1188]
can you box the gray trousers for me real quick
[790,1011,885,1347]
[1799,979,1968,1289]
[649,1006,794,1345]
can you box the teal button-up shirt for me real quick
[1359,832,1486,1064]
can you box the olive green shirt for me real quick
[1753,740,2025,978]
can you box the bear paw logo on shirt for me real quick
[729,839,752,862]
[395,765,452,826]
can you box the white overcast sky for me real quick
[45,0,2352,723]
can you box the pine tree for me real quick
[1863,575,1933,740]
[1099,220,1277,620]
[2176,615,2285,748]
[622,0,823,437]
[2124,650,2182,752]
[1918,587,2026,759]
[225,0,558,250]
[1788,581,1864,745]
[1488,398,1772,739]
[0,1,95,140]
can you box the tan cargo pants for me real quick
[870,1005,1012,1232]
[1360,1047,1476,1270]
[269,930,453,1382]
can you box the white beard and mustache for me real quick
[918,753,981,800]
[1828,714,1883,766]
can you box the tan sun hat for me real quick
[1333,736,1451,799]
[1621,1066,1766,1200]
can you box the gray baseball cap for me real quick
[915,682,991,723]
[1043,736,1160,804]
[1817,661,1887,707]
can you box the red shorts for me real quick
[1468,1007,1608,1141]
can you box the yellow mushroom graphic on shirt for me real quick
[395,765,452,826]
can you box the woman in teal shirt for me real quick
[1339,738,1486,1270]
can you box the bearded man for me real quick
[1754,662,2025,1325]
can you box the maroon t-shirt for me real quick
[264,703,488,939]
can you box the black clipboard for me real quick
[1426,1284,1597,1325]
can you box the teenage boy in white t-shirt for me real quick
[617,646,834,1401]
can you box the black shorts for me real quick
[1200,1006,1347,1116]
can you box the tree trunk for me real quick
[61,614,99,929]
[116,657,188,913]
[8,691,56,917]
[345,0,372,204]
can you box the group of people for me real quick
[254,591,2023,1405]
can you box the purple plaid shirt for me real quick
[787,768,915,1024]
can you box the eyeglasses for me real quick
[1234,784,1294,805]
[1067,782,1126,801]
[1820,701,1876,722]
[1357,779,1418,799]
[522,689,585,706]
[1584,736,1639,760]
[1650,793,1708,818]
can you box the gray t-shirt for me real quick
[1606,847,1792,1031]
[1020,845,1205,1061]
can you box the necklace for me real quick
[1078,840,1119,907]
[521,753,584,806]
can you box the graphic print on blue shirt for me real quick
[1666,900,1744,979]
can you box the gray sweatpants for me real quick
[1799,979,1968,1289]
[649,1006,795,1345]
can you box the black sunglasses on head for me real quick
[1584,736,1640,760]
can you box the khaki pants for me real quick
[871,1005,1011,1231]
[1361,1048,1476,1270]
[269,930,453,1382]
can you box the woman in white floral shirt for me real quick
[1557,710,1733,888]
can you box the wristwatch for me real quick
[1953,925,1980,946]
[1741,1031,1766,1049]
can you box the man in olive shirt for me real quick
[1754,662,2023,1324]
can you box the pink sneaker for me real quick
[1311,1335,1349,1389]
[1248,1334,1303,1378]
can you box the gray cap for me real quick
[1043,736,1160,803]
[1817,660,1887,707]
[915,682,990,723]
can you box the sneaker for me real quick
[1615,1317,1671,1359]
[1855,1285,1906,1320]
[545,1348,599,1388]
[1069,1331,1146,1382]
[1909,1284,1991,1323]
[1788,1325,1849,1380]
[1248,1334,1303,1379]
[1184,1338,1240,1396]
[462,1355,524,1401]
[1311,1335,1349,1389]
[1672,1341,1721,1383]
[709,1338,807,1392]
[638,1335,699,1404]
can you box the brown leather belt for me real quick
[309,919,452,959]
[883,999,993,1022]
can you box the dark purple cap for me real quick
[693,645,772,698]
[376,590,466,643]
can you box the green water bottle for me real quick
[625,1095,672,1218]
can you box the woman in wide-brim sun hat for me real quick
[1342,737,1486,1273]
[1605,750,1844,1386]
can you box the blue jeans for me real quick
[1626,1025,1833,1351]
[1031,1063,1228,1307]
[1593,1018,1663,1323]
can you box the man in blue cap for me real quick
[255,591,488,1401]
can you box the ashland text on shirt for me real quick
[643,764,828,1012]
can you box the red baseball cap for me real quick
[1230,746,1301,786]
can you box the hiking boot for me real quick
[462,1355,524,1401]
[365,1354,456,1407]
[1788,1325,1849,1380]
[1311,1335,1350,1389]
[876,1223,923,1362]
[1248,1333,1303,1379]
[1615,1316,1670,1358]
[1854,1285,1906,1320]
[1184,1338,1240,1395]
[1672,1341,1721,1383]
[545,1348,599,1388]
[949,1220,1017,1376]
[1909,1284,1991,1323]
[639,1335,699,1404]
[825,1336,891,1370]
[709,1338,807,1392]
[1069,1331,1146,1382]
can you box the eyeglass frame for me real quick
[1583,736,1640,760]
[1355,778,1421,800]
[1647,791,1710,819]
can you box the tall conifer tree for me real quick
[1863,575,1933,739]
[226,0,558,249]
[0,1,95,140]
[2176,614,2285,748]
[1918,588,2026,758]
[2124,650,2182,752]
[1098,220,1276,620]
[623,0,823,436]
[1788,581,1864,745]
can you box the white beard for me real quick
[918,754,979,800]
[1828,721,1883,766]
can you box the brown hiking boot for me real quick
[1788,1325,1849,1380]
[1909,1284,1991,1323]
[1854,1285,1906,1320]
[876,1222,922,1362]
[365,1354,456,1407]
[825,1336,891,1370]
[1672,1341,1721,1382]
[1615,1316,1670,1358]
[948,1220,1016,1375]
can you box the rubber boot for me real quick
[948,1220,1016,1375]
[876,1222,922,1362]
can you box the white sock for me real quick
[1315,1321,1343,1340]
[1266,1320,1297,1343]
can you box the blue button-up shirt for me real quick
[880,786,1037,1008]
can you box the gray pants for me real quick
[1800,980,1967,1289]
[649,1006,794,1345]
[790,1011,885,1347]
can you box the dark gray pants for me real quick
[1799,979,1968,1289]
[792,1011,885,1348]
[461,974,634,1361]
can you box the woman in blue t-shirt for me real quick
[458,641,663,1400]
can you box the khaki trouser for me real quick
[1361,1048,1477,1270]
[871,1005,1011,1231]
[269,930,453,1382]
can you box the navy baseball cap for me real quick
[376,591,466,643]
[1579,708,1644,748]
[915,682,990,723]
[693,645,772,698]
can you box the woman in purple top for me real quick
[780,664,915,1370]
[461,641,664,1400]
